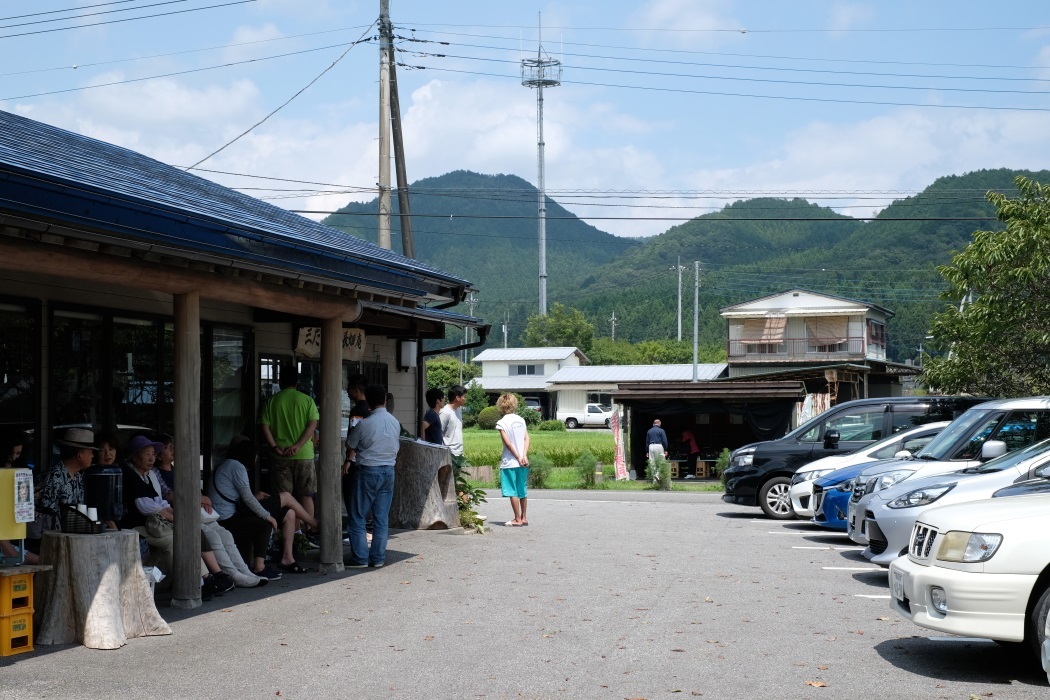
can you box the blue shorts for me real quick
[500,466,529,498]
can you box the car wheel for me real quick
[1027,582,1050,660]
[758,477,795,520]
[605,418,611,428]
[565,418,578,429]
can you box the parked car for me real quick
[721,396,983,519]
[847,397,1050,547]
[789,422,948,518]
[522,397,545,420]
[888,492,1050,664]
[861,437,1050,565]
[811,461,885,531]
[557,403,613,429]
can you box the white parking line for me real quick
[822,566,883,571]
[792,546,864,551]
[854,594,891,599]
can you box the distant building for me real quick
[472,347,588,416]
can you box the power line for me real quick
[187,23,377,169]
[399,64,1050,113]
[0,0,256,40]
[396,21,1050,35]
[0,0,145,22]
[301,209,1000,222]
[0,0,189,30]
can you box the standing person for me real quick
[646,419,669,463]
[343,374,372,540]
[343,385,401,569]
[680,429,701,476]
[495,394,530,527]
[260,364,318,525]
[440,385,467,465]
[420,388,445,445]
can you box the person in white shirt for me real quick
[495,393,530,527]
[440,385,466,458]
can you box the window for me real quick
[867,320,887,350]
[510,364,543,376]
[587,405,603,414]
[806,316,848,353]
[800,405,885,442]
[0,300,39,466]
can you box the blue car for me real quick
[811,461,881,530]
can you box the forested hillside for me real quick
[324,168,1050,363]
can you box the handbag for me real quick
[200,506,220,524]
[144,512,174,540]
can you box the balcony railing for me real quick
[727,336,872,361]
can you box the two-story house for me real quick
[721,289,913,402]
[471,347,589,417]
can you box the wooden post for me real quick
[171,291,202,609]
[318,316,345,573]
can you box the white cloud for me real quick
[827,2,875,33]
[629,0,743,48]
[222,23,286,63]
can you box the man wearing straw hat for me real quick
[40,428,97,532]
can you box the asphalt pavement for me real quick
[2,490,1046,699]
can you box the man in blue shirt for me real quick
[343,385,401,568]
[646,419,669,463]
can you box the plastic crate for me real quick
[0,572,33,616]
[0,611,32,655]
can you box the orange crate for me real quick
[0,611,33,656]
[0,573,33,616]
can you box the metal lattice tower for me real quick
[521,18,561,316]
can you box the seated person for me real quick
[0,428,38,564]
[208,436,318,577]
[40,428,96,531]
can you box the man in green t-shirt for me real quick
[261,365,319,522]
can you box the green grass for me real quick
[463,426,724,492]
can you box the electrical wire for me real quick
[0,0,256,40]
[187,22,377,170]
[394,21,1050,35]
[298,209,999,222]
[0,0,189,30]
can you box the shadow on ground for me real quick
[874,636,1046,687]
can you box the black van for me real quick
[721,396,986,519]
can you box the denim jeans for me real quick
[348,464,395,565]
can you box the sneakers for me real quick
[212,571,236,595]
[201,576,216,601]
[345,560,368,569]
[368,562,384,569]
[254,565,283,581]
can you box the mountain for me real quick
[322,168,1050,363]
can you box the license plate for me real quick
[891,569,905,602]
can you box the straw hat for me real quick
[55,427,99,450]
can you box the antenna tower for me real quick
[521,13,561,316]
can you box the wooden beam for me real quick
[0,238,362,322]
[171,291,202,609]
[318,315,345,574]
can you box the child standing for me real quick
[495,394,530,526]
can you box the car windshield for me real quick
[967,436,1050,474]
[913,409,1002,460]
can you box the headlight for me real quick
[887,483,955,509]
[937,531,1003,563]
[873,469,915,492]
[834,478,855,492]
[793,469,832,485]
[731,449,755,467]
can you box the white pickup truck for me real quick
[557,403,613,429]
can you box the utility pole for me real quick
[386,28,414,258]
[692,261,700,382]
[670,256,685,341]
[377,0,392,250]
[521,13,561,315]
[502,310,509,348]
[610,310,618,342]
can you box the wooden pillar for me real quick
[171,291,202,609]
[318,316,345,573]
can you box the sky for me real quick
[2,0,1050,238]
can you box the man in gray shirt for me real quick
[343,385,401,568]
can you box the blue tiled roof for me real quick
[0,109,471,300]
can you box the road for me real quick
[2,490,1045,699]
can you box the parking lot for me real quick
[2,490,1046,699]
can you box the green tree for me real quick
[521,303,595,352]
[425,355,480,389]
[463,381,489,426]
[924,176,1050,396]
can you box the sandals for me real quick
[505,520,522,527]
[278,561,313,574]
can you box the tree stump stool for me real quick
[390,439,460,530]
[36,530,171,649]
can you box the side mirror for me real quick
[1033,463,1050,480]
[893,450,912,459]
[980,440,1007,461]
[823,429,840,449]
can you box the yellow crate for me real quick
[0,611,33,656]
[669,463,679,478]
[0,573,33,616]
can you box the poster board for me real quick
[295,327,366,361]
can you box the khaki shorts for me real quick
[270,457,317,497]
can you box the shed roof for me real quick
[472,376,551,392]
[720,289,894,319]
[0,109,470,302]
[473,347,589,363]
[548,364,728,384]
[613,381,806,401]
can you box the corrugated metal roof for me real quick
[613,380,805,400]
[474,347,587,363]
[548,364,728,383]
[473,376,551,391]
[0,110,470,300]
